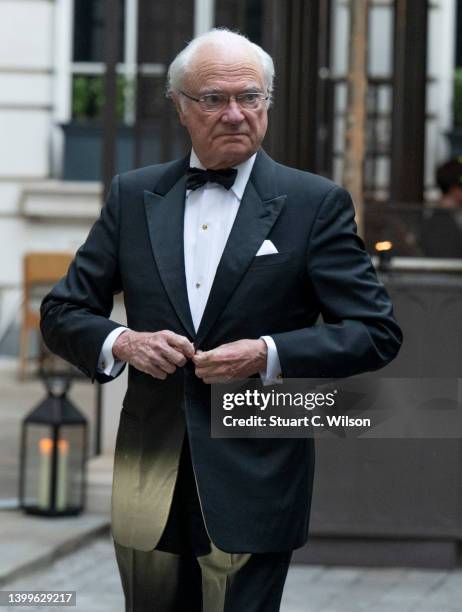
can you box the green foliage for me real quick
[71,75,130,122]
[455,69,462,128]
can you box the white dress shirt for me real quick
[98,150,282,383]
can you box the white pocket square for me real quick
[256,240,278,256]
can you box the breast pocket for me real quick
[248,251,294,269]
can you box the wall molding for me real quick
[0,67,52,75]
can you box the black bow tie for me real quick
[186,167,238,191]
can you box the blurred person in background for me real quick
[421,157,462,258]
[436,157,462,209]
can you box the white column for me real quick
[431,0,456,162]
[53,0,74,124]
[194,0,215,37]
[51,0,75,177]
[124,0,138,125]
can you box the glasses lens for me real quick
[200,94,227,112]
[236,93,262,109]
[198,92,266,112]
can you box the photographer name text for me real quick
[222,415,371,428]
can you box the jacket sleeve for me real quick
[40,175,126,383]
[271,186,402,378]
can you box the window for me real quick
[457,0,462,68]
[71,0,129,123]
[58,0,194,180]
[73,0,124,62]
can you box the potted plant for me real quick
[61,75,135,181]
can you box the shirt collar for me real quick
[189,149,257,201]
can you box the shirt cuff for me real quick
[97,326,128,377]
[259,335,283,385]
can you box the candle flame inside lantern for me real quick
[57,439,69,454]
[39,438,70,454]
[39,438,53,454]
[375,241,393,252]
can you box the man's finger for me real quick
[161,345,188,367]
[195,364,228,379]
[152,354,177,374]
[165,332,195,358]
[152,370,167,380]
[144,364,167,380]
[194,363,219,375]
[192,349,217,365]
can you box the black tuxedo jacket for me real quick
[40,149,402,553]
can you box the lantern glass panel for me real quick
[58,425,86,509]
[23,424,53,509]
[22,423,86,514]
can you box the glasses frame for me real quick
[179,90,269,112]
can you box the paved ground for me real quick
[3,534,462,612]
[0,510,108,586]
[4,536,123,612]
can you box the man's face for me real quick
[174,45,269,169]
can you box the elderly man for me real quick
[41,29,402,612]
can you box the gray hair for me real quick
[166,28,275,108]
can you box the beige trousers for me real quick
[114,539,291,612]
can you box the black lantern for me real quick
[19,375,87,516]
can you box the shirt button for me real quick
[196,282,201,288]
[202,224,208,230]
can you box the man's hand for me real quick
[113,330,195,380]
[192,339,267,383]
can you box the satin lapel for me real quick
[144,174,196,340]
[195,177,286,348]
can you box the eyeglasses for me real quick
[179,90,269,112]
